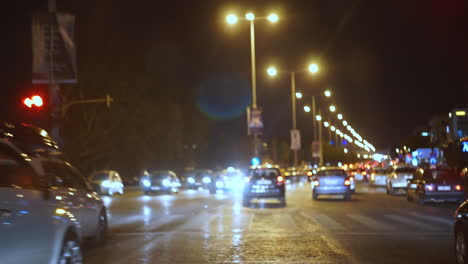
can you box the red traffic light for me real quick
[23,95,44,108]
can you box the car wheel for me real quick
[58,232,83,264]
[406,192,414,202]
[344,193,352,201]
[417,192,425,205]
[456,231,467,264]
[312,191,318,201]
[279,196,286,206]
[92,209,108,246]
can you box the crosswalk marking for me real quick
[308,213,345,230]
[384,214,439,230]
[347,214,395,230]
[406,212,453,226]
[276,214,298,230]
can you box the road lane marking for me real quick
[180,211,215,232]
[347,214,395,231]
[406,211,454,226]
[384,214,439,230]
[306,213,345,230]
[276,213,298,230]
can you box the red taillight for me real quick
[344,180,351,186]
[277,176,284,182]
[455,185,462,191]
[362,171,367,176]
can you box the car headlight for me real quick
[216,181,224,188]
[142,179,151,187]
[203,176,211,184]
[162,179,171,186]
[187,177,195,184]
[101,180,111,188]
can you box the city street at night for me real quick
[85,183,457,264]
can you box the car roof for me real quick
[317,166,344,171]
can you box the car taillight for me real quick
[351,172,356,176]
[344,178,351,186]
[349,176,354,182]
[371,174,375,181]
[455,185,462,191]
[362,171,367,176]
[425,185,434,191]
[277,176,284,182]
[312,179,320,186]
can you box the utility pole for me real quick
[291,72,298,167]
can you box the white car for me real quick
[386,166,416,195]
[89,170,124,195]
[370,168,388,186]
[0,138,83,263]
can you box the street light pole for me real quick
[318,111,323,165]
[291,72,298,167]
[248,19,260,157]
[312,95,317,163]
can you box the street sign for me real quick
[290,129,301,150]
[312,141,320,158]
[248,107,263,135]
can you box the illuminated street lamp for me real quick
[330,126,336,131]
[267,66,277,77]
[226,14,238,24]
[329,105,336,112]
[308,63,319,74]
[316,115,322,121]
[245,12,255,20]
[342,120,348,126]
[304,105,311,112]
[344,148,348,154]
[267,13,279,23]
[295,92,303,99]
[324,121,330,127]
[337,113,343,120]
[324,90,332,97]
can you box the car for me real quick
[0,123,107,263]
[212,167,244,193]
[407,167,464,204]
[369,168,388,187]
[386,166,416,195]
[454,200,468,264]
[243,167,286,206]
[349,168,365,181]
[184,169,213,190]
[141,170,181,195]
[311,167,353,201]
[88,170,124,195]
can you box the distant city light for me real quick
[337,114,343,120]
[226,14,238,24]
[308,63,319,74]
[324,90,332,97]
[316,115,322,121]
[329,105,336,112]
[295,92,303,99]
[304,105,311,112]
[456,110,466,116]
[421,132,429,137]
[267,13,279,23]
[342,120,348,126]
[245,13,255,21]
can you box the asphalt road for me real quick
[84,182,459,264]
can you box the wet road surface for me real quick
[85,182,458,264]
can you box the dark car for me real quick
[243,167,286,206]
[184,169,213,190]
[312,167,352,201]
[454,200,468,264]
[141,170,181,195]
[407,167,464,204]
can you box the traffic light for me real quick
[22,95,44,109]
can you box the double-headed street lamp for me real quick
[266,63,319,167]
[226,12,279,157]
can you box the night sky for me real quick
[2,0,468,151]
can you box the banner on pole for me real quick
[32,12,77,84]
[248,108,263,135]
[290,129,301,150]
[312,141,320,158]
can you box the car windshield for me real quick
[395,168,416,174]
[316,170,347,177]
[92,173,109,181]
[151,172,170,179]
